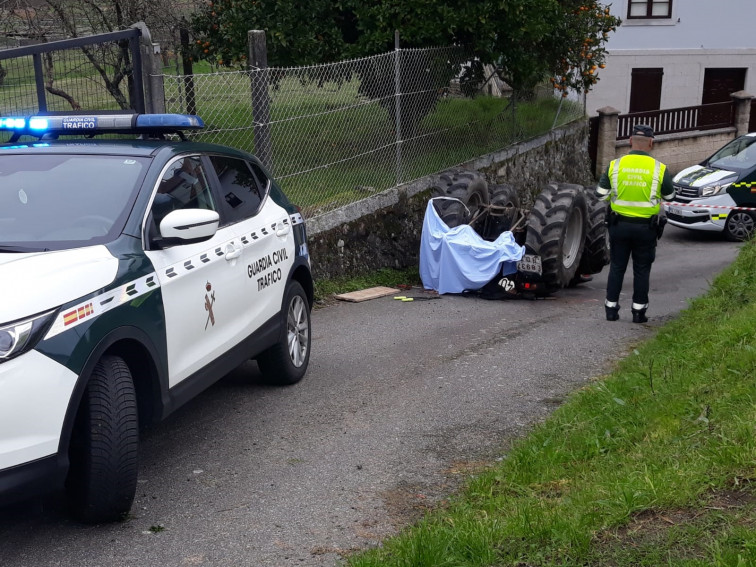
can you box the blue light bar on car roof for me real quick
[135,114,204,129]
[0,113,204,137]
[0,117,26,129]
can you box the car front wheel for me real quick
[66,355,139,523]
[724,210,756,241]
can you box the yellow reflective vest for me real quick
[607,154,666,218]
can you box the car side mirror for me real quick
[158,209,219,246]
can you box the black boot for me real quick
[605,305,620,321]
[632,308,648,324]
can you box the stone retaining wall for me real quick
[307,121,594,281]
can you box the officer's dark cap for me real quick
[632,124,654,138]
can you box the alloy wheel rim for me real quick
[287,295,309,368]
[730,212,754,240]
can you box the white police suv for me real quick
[0,113,313,522]
[664,132,756,241]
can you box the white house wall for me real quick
[586,0,756,114]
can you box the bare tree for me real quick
[0,0,199,109]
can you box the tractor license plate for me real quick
[517,254,542,275]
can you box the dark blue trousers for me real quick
[606,219,658,307]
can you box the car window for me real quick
[249,162,270,191]
[151,156,216,226]
[208,155,265,225]
[0,153,147,250]
[709,138,756,172]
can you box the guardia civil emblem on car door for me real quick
[204,281,216,329]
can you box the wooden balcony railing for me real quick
[617,101,734,139]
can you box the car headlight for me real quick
[0,310,57,363]
[702,182,732,197]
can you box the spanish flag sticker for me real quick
[63,302,93,326]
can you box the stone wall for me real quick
[306,189,431,281]
[306,121,594,281]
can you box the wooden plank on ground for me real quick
[334,286,400,303]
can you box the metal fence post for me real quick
[248,30,273,172]
[394,31,402,187]
[551,95,564,130]
[128,23,147,113]
[32,53,47,112]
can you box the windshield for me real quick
[708,136,756,172]
[0,153,149,251]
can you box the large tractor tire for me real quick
[430,168,489,228]
[574,187,610,279]
[525,182,588,292]
[478,183,520,240]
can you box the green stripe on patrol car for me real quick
[45,273,159,339]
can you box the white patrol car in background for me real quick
[0,113,313,523]
[664,132,756,241]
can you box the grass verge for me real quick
[343,241,756,566]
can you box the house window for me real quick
[629,68,663,113]
[627,0,672,19]
[700,68,746,127]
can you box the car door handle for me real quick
[276,222,291,237]
[225,244,242,261]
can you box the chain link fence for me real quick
[163,47,585,219]
[0,36,584,219]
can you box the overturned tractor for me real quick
[425,168,609,297]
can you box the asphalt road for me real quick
[0,225,742,567]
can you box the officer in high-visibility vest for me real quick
[596,124,675,323]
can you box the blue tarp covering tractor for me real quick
[419,169,609,298]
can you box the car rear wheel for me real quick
[257,280,311,385]
[66,355,139,523]
[724,210,755,241]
